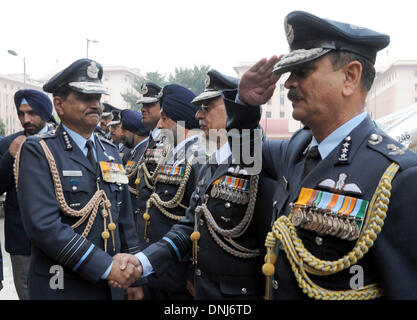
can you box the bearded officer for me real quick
[223,11,417,299]
[0,89,55,299]
[137,83,205,300]
[15,58,142,299]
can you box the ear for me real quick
[342,61,362,97]
[53,96,64,118]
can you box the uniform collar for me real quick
[151,128,160,140]
[172,134,199,157]
[62,124,95,155]
[311,112,367,160]
[38,124,49,135]
[130,137,148,155]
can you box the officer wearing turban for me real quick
[223,11,417,299]
[127,84,206,300]
[110,74,276,300]
[15,58,141,299]
[0,89,54,299]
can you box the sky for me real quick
[1,0,416,81]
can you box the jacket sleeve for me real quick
[370,165,417,299]
[16,139,113,283]
[0,147,16,195]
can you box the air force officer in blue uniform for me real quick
[16,59,141,299]
[223,11,417,299]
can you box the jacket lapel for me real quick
[56,126,97,175]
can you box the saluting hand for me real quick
[238,55,282,106]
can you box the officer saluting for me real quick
[224,11,417,299]
[15,59,141,299]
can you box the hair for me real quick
[327,51,376,91]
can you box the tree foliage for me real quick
[121,65,210,110]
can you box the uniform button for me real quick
[194,194,200,201]
[225,202,231,209]
[241,288,247,295]
[345,136,352,142]
[315,236,323,246]
[370,134,378,141]
[272,201,277,208]
[119,186,123,191]
[164,190,169,195]
[195,269,202,276]
[199,219,204,226]
[272,280,279,290]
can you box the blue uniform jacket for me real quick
[16,125,140,300]
[223,92,417,299]
[0,131,31,255]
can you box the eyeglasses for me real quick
[200,103,224,113]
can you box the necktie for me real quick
[85,140,97,171]
[302,146,321,179]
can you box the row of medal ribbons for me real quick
[155,164,185,185]
[210,175,250,205]
[145,148,164,164]
[291,188,369,241]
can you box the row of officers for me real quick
[1,10,417,300]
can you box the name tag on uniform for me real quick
[99,161,128,184]
[62,170,83,177]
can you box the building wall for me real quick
[366,61,417,121]
[102,67,142,109]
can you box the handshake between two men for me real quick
[107,253,144,299]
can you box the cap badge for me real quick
[157,89,163,99]
[87,61,99,79]
[205,75,211,89]
[284,18,294,45]
[141,84,148,95]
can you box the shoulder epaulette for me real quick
[30,130,57,141]
[367,130,417,170]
